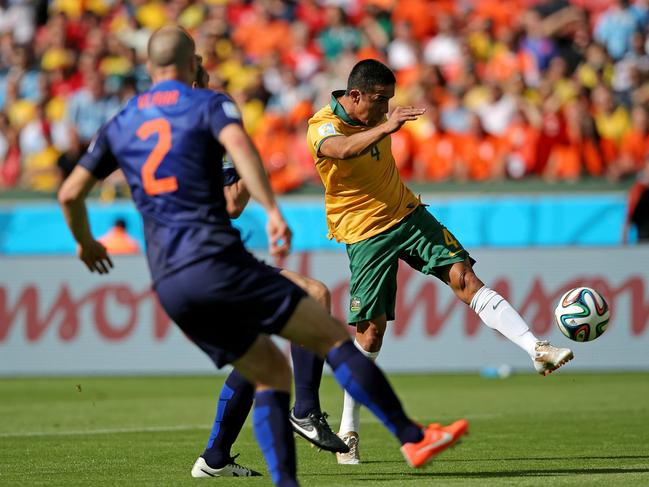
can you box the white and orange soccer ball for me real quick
[554,287,610,342]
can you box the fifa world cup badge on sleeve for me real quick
[222,101,241,119]
[318,123,337,137]
[350,297,361,313]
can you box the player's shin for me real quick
[339,339,378,435]
[253,390,298,487]
[291,344,323,418]
[470,286,538,357]
[202,369,254,468]
[325,340,423,445]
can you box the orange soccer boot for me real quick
[400,419,469,468]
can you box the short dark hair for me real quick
[346,59,396,95]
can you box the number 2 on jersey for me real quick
[137,118,177,195]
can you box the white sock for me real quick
[470,286,538,358]
[338,339,379,435]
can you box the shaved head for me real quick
[148,25,195,69]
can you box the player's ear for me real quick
[349,89,362,104]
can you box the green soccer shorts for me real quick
[346,205,471,324]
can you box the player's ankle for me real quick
[201,452,229,469]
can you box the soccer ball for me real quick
[554,287,610,342]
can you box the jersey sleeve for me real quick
[207,94,243,139]
[222,155,240,186]
[78,123,118,179]
[308,116,343,155]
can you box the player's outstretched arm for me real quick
[319,106,425,160]
[58,165,113,274]
[218,123,291,257]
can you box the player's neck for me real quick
[151,68,194,87]
[338,96,359,123]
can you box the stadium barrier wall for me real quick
[1,247,648,375]
[0,193,628,253]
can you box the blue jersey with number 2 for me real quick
[79,80,244,283]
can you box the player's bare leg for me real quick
[279,297,468,468]
[232,335,292,392]
[439,259,573,375]
[280,269,330,309]
[337,315,386,464]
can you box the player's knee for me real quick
[356,323,384,352]
[463,270,484,297]
[306,279,331,311]
[362,334,382,353]
[450,265,484,304]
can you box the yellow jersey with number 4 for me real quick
[307,91,420,244]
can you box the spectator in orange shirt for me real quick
[483,28,521,84]
[232,2,291,61]
[413,107,458,182]
[578,103,606,177]
[391,127,415,180]
[501,106,541,179]
[98,218,140,255]
[543,101,583,181]
[456,114,506,181]
[253,113,305,194]
[536,95,568,175]
[392,0,438,41]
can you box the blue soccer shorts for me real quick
[155,247,306,368]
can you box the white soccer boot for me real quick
[191,455,262,477]
[336,431,361,465]
[533,340,574,376]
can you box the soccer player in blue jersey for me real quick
[190,156,346,478]
[58,26,468,486]
[189,59,346,478]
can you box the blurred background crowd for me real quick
[2,0,649,196]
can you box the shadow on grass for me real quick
[443,454,649,462]
[362,454,649,465]
[309,467,649,482]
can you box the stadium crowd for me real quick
[1,0,649,195]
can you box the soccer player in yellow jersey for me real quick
[307,59,575,465]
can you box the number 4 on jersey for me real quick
[443,228,460,248]
[137,118,177,195]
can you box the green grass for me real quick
[1,373,648,486]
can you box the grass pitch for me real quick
[1,372,648,486]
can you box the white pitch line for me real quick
[0,424,211,438]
